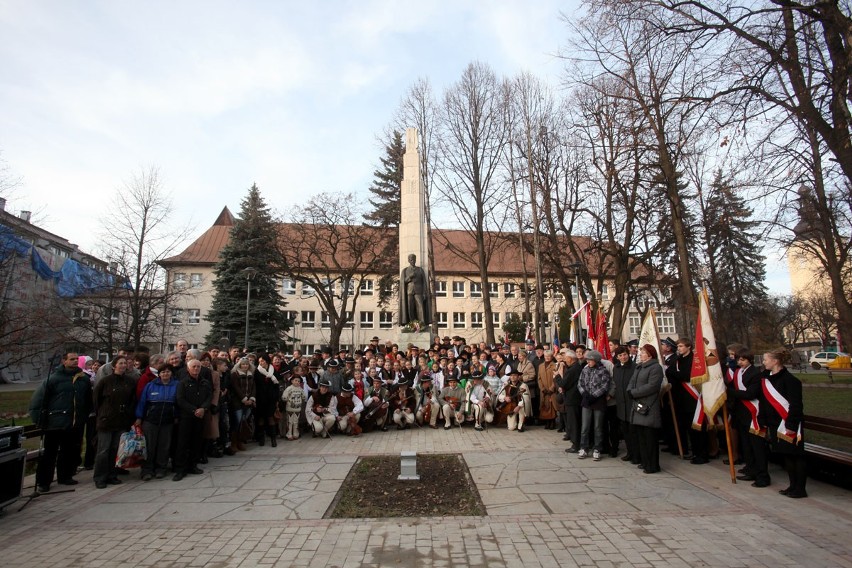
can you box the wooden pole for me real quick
[667,389,684,459]
[722,404,736,483]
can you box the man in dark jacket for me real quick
[28,352,93,492]
[173,360,212,481]
[559,350,583,453]
[666,338,700,461]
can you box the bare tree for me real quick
[88,166,194,352]
[433,62,512,345]
[278,192,395,351]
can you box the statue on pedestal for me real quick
[399,254,430,326]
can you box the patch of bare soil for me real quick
[328,453,485,518]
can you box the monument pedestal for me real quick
[398,331,432,351]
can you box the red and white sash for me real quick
[761,377,802,445]
[735,368,763,436]
[683,382,706,429]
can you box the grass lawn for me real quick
[0,390,34,427]
[802,387,852,452]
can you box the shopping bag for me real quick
[115,424,147,468]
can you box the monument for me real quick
[397,128,432,346]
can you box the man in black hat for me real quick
[661,338,677,369]
[499,369,530,432]
[325,359,344,395]
[438,375,465,429]
[415,375,439,428]
[362,374,390,432]
[320,347,333,370]
[391,377,417,429]
[306,379,337,437]
[335,382,363,436]
[468,371,494,431]
[626,339,639,363]
[305,361,322,392]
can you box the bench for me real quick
[802,414,852,489]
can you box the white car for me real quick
[809,351,849,369]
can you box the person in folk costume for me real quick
[335,382,364,436]
[468,371,495,431]
[727,347,770,486]
[438,375,465,429]
[281,374,306,440]
[537,350,558,429]
[627,344,665,474]
[759,348,807,498]
[498,369,531,432]
[415,375,440,429]
[392,377,417,430]
[349,368,368,401]
[324,358,345,395]
[305,379,337,438]
[362,374,390,432]
[612,346,640,464]
[253,354,280,447]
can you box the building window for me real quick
[488,282,498,298]
[471,312,483,328]
[360,279,374,296]
[379,311,393,329]
[170,309,183,325]
[174,273,187,288]
[321,278,334,295]
[505,312,518,325]
[435,280,447,297]
[381,279,393,295]
[301,310,315,328]
[504,283,516,298]
[190,273,203,288]
[321,311,331,328]
[342,278,355,298]
[72,307,90,322]
[188,309,201,325]
[453,312,466,328]
[360,311,374,328]
[282,278,296,295]
[552,284,564,300]
[628,313,641,336]
[452,281,465,298]
[519,283,530,299]
[492,312,500,326]
[436,312,448,329]
[656,313,676,334]
[344,311,354,329]
[470,282,482,298]
[600,284,609,301]
[285,311,298,325]
[302,281,315,297]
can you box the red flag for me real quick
[585,305,596,349]
[596,311,611,360]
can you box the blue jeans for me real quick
[580,407,605,452]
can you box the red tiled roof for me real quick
[159,208,639,278]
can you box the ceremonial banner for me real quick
[638,307,664,366]
[553,324,561,353]
[596,311,611,360]
[569,320,576,345]
[585,305,596,350]
[690,289,726,417]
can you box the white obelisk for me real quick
[399,127,430,288]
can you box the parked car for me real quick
[809,351,850,370]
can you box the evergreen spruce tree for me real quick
[364,130,404,227]
[700,171,767,346]
[205,184,289,351]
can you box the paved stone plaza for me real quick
[1,427,850,567]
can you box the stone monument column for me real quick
[397,127,432,341]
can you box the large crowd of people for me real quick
[28,334,807,498]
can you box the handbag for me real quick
[633,400,650,416]
[239,408,255,443]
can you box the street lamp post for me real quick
[243,267,258,349]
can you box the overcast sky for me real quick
[0,0,791,293]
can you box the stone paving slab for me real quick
[0,426,850,567]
